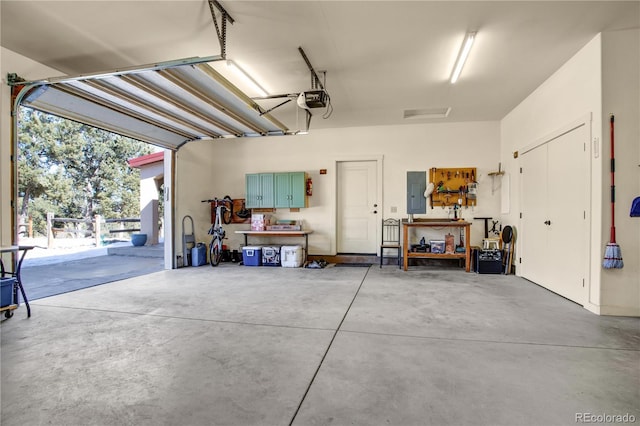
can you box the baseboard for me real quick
[584,301,640,317]
[597,305,640,317]
[308,254,378,264]
[583,302,601,315]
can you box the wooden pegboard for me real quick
[429,167,477,208]
[211,198,251,224]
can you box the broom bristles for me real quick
[603,243,624,269]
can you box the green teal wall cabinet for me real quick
[246,172,307,209]
[245,173,274,208]
[274,172,307,208]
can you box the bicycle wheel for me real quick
[210,237,221,266]
[222,198,233,225]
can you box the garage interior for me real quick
[1,1,639,425]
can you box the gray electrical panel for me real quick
[407,171,426,214]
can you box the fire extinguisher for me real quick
[306,178,313,196]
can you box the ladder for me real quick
[182,215,195,267]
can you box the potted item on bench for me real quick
[131,233,147,246]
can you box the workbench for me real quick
[402,220,471,272]
[235,230,313,264]
[0,245,34,318]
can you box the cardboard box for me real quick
[251,214,272,231]
[266,224,302,231]
[445,233,455,254]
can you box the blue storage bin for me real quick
[242,246,262,266]
[1,277,15,308]
[191,243,208,266]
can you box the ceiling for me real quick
[1,1,639,132]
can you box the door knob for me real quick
[544,220,551,225]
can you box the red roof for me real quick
[128,152,164,168]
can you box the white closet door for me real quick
[546,124,588,304]
[521,145,549,286]
[520,122,589,306]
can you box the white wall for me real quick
[501,31,640,316]
[600,29,640,315]
[0,48,64,247]
[501,34,603,312]
[174,121,502,261]
[139,161,163,245]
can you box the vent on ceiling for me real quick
[403,107,451,120]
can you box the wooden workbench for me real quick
[402,220,471,272]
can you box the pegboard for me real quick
[429,167,477,208]
[211,198,251,224]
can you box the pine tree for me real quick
[18,108,154,236]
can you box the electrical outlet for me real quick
[390,206,397,213]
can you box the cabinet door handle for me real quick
[544,220,551,226]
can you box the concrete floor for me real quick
[20,244,164,300]
[1,265,638,426]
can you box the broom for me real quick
[603,114,624,269]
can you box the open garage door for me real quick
[11,56,289,150]
[10,56,291,269]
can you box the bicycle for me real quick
[201,197,233,266]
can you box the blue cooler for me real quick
[242,246,262,266]
[1,277,15,308]
[191,243,208,266]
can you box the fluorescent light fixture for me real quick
[450,32,476,84]
[226,60,269,97]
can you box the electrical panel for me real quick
[406,171,426,214]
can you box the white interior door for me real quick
[520,123,589,305]
[337,160,378,254]
[521,145,548,286]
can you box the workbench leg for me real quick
[403,224,409,271]
[465,224,471,272]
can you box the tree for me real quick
[18,108,153,236]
